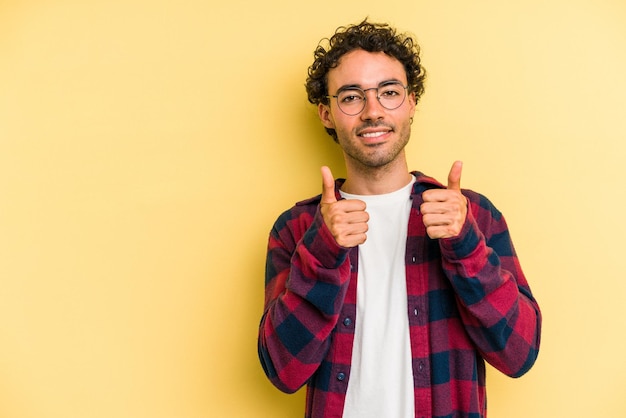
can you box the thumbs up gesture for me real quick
[320,166,369,248]
[420,161,468,239]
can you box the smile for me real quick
[361,131,388,138]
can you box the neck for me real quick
[341,156,412,195]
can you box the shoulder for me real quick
[464,189,503,222]
[270,193,321,236]
[273,175,345,227]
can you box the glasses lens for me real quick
[336,89,366,115]
[378,83,406,110]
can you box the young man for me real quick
[258,20,541,418]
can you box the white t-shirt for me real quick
[340,176,416,418]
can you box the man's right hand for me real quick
[320,166,369,248]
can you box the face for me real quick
[318,49,416,171]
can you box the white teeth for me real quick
[361,131,387,138]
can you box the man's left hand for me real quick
[420,161,468,239]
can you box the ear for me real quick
[318,103,336,129]
[407,91,417,116]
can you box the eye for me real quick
[379,86,402,97]
[338,90,365,104]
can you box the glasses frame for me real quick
[326,82,410,116]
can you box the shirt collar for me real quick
[296,171,445,206]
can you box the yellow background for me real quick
[1,0,625,417]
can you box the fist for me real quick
[420,161,468,239]
[320,166,369,248]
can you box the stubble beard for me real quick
[339,121,411,171]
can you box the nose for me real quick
[360,89,385,120]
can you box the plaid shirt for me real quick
[258,171,542,418]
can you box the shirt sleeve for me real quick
[438,191,542,377]
[258,206,351,393]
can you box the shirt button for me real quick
[411,256,416,263]
[418,362,425,372]
[337,372,346,381]
[413,308,419,316]
[343,317,353,327]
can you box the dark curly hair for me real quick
[305,19,426,141]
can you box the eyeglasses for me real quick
[326,81,409,116]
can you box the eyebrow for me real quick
[335,78,404,93]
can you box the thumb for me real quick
[321,166,337,204]
[447,160,463,191]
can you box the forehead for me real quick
[327,49,407,90]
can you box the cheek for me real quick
[331,111,356,130]
[332,118,355,139]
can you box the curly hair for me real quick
[305,19,426,141]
